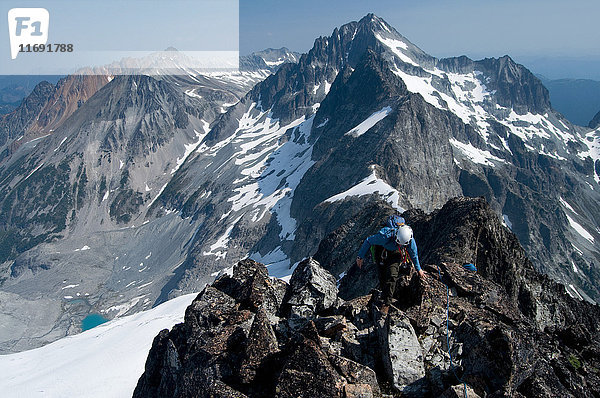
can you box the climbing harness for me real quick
[396,245,410,264]
[436,264,469,398]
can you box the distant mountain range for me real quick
[0,14,599,356]
[0,75,63,114]
[537,75,600,127]
[2,54,599,130]
[0,48,300,116]
[590,109,600,129]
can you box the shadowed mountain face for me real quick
[590,110,600,130]
[1,14,599,353]
[133,197,600,398]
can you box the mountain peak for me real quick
[358,12,394,32]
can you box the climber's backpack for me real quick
[378,214,406,240]
[370,215,412,270]
[386,215,405,229]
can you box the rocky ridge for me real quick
[134,197,600,397]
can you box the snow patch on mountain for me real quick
[22,162,44,182]
[566,284,585,301]
[375,34,418,67]
[565,213,594,244]
[192,104,317,262]
[316,118,329,128]
[450,138,506,166]
[324,167,405,211]
[502,214,513,230]
[171,128,207,174]
[571,260,581,274]
[202,215,242,259]
[579,129,600,183]
[381,48,583,171]
[104,294,148,317]
[54,136,68,152]
[560,197,577,214]
[218,112,315,239]
[249,246,294,282]
[345,106,392,137]
[391,68,492,134]
[184,89,202,99]
[313,80,332,96]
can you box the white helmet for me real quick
[395,225,413,246]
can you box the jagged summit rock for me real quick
[134,197,600,398]
[283,257,338,320]
[133,258,381,398]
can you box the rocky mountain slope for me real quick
[240,48,300,72]
[133,197,600,397]
[0,74,109,162]
[0,52,285,353]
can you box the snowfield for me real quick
[325,167,405,211]
[0,293,197,398]
[345,106,393,137]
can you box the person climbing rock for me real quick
[355,215,425,314]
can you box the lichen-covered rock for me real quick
[283,257,338,319]
[327,354,380,395]
[239,307,279,384]
[274,337,345,398]
[377,309,425,395]
[213,258,287,323]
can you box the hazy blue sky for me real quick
[1,1,598,79]
[1,0,238,74]
[240,0,600,79]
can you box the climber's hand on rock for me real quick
[356,257,363,269]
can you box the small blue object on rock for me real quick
[463,263,477,272]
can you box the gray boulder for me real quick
[378,309,426,395]
[284,258,338,319]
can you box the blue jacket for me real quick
[357,231,421,271]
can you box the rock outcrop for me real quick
[134,198,600,397]
[134,258,382,398]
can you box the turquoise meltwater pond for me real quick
[81,313,109,331]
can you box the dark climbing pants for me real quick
[377,251,403,305]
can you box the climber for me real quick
[355,215,425,314]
